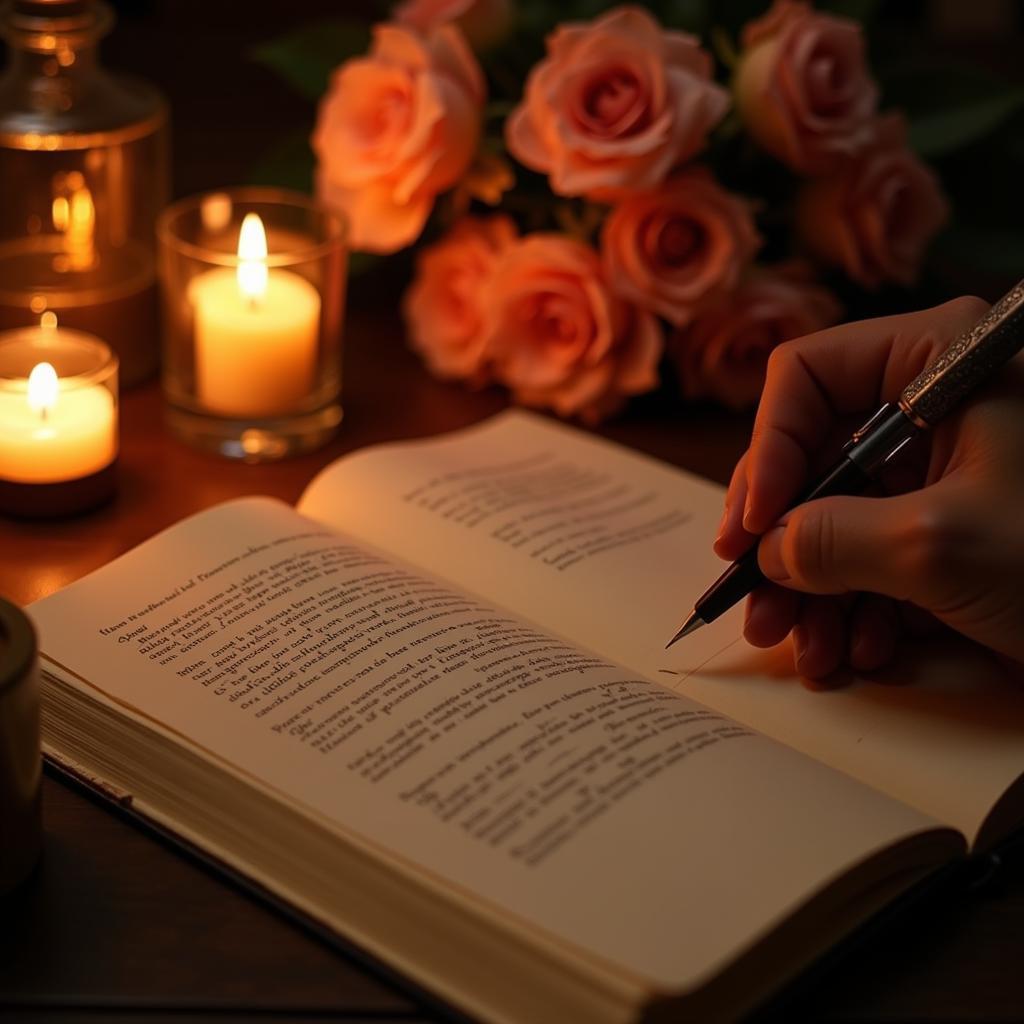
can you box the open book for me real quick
[31,410,1024,1023]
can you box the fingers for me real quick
[742,296,989,534]
[747,590,907,680]
[743,583,800,648]
[716,452,758,560]
[848,596,899,672]
[793,597,847,680]
[757,491,922,601]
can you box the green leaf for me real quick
[657,0,709,33]
[908,91,1024,158]
[251,19,371,102]
[931,223,1024,279]
[348,251,385,277]
[247,129,315,193]
[818,0,882,22]
[880,63,1024,158]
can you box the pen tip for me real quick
[665,613,706,649]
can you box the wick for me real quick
[40,406,48,424]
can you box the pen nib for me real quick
[665,612,706,649]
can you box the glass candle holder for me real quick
[157,188,347,461]
[0,316,118,518]
[0,0,169,388]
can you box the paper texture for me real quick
[299,410,1024,844]
[32,492,942,991]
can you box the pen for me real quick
[666,279,1024,649]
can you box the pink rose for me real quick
[313,24,485,254]
[601,169,760,327]
[394,0,512,49]
[669,267,841,410]
[484,234,663,422]
[734,0,878,174]
[403,215,517,381]
[796,114,949,288]
[505,6,729,199]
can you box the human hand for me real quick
[715,297,1024,679]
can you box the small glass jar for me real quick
[157,188,347,461]
[0,0,169,387]
[0,315,118,517]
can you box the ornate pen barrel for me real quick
[0,597,41,894]
[901,280,1024,425]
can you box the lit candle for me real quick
[190,213,321,417]
[0,319,117,483]
[0,316,118,517]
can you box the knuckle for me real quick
[902,502,970,589]
[943,295,989,324]
[765,340,795,377]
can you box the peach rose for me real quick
[484,234,662,422]
[601,170,760,327]
[506,6,729,199]
[313,24,485,254]
[403,215,517,381]
[734,0,878,174]
[669,267,841,410]
[394,0,512,50]
[796,114,949,289]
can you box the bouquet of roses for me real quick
[271,0,954,423]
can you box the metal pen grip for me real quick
[900,280,1024,426]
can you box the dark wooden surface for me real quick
[2,2,1024,1020]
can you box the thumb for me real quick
[757,493,921,601]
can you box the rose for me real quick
[312,24,484,254]
[393,0,512,49]
[796,114,949,289]
[734,0,878,174]
[601,170,760,327]
[505,6,729,199]
[484,234,662,422]
[402,215,517,381]
[669,266,841,410]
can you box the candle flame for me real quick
[237,213,268,302]
[28,362,59,417]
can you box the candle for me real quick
[158,188,346,461]
[0,318,118,516]
[190,213,320,417]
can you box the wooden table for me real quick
[1,292,1023,1023]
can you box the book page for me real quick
[298,411,1024,846]
[30,496,951,991]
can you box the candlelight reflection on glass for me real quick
[158,189,347,461]
[0,0,169,387]
[0,314,119,518]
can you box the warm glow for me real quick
[51,172,95,271]
[40,310,58,331]
[237,213,268,301]
[28,362,59,417]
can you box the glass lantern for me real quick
[0,0,169,386]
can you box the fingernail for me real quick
[714,504,729,544]
[742,494,756,532]
[758,527,789,582]
[792,624,808,666]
